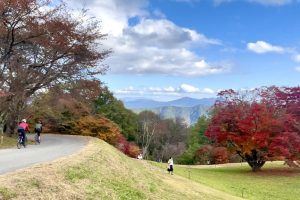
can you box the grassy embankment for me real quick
[152,161,300,200]
[0,133,37,149]
[0,135,18,149]
[0,138,243,200]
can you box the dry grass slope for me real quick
[0,138,243,200]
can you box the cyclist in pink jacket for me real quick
[17,119,29,147]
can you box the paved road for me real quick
[0,134,88,174]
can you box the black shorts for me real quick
[168,165,173,172]
[18,128,25,136]
[35,128,41,136]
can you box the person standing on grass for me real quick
[167,157,174,175]
[137,153,143,160]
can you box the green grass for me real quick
[0,134,36,149]
[0,135,17,149]
[65,166,91,183]
[62,141,186,200]
[61,139,239,200]
[27,178,43,189]
[0,187,17,200]
[152,162,300,200]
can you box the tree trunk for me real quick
[0,120,4,144]
[1,95,26,136]
[244,149,265,172]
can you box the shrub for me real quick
[116,134,140,158]
[195,145,229,164]
[71,115,121,145]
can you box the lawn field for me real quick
[152,161,300,200]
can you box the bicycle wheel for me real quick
[17,139,22,149]
[35,134,40,144]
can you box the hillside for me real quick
[0,138,242,200]
[133,104,210,125]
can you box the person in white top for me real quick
[137,153,143,160]
[167,157,174,175]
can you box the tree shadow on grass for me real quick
[245,168,300,177]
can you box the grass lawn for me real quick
[152,161,300,200]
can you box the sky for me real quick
[66,0,300,101]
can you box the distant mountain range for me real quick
[123,97,216,109]
[122,97,216,125]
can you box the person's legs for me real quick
[20,129,26,146]
[37,130,41,142]
[17,129,22,143]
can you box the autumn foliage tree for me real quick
[206,87,300,171]
[0,0,109,134]
[27,80,103,132]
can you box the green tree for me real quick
[177,116,210,164]
[95,88,138,141]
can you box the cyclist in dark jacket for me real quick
[35,120,43,142]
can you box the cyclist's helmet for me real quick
[22,119,26,123]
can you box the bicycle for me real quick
[34,132,41,144]
[17,133,26,149]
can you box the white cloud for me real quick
[247,41,286,54]
[66,0,229,77]
[108,46,231,76]
[172,0,200,2]
[202,88,215,94]
[115,84,215,96]
[180,84,200,93]
[213,0,234,5]
[125,19,221,48]
[293,54,300,63]
[66,0,148,37]
[105,17,228,76]
[213,0,293,6]
[248,0,292,6]
[295,67,300,72]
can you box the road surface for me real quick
[0,134,88,174]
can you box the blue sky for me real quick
[68,0,300,101]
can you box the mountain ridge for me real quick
[122,97,216,125]
[131,104,211,125]
[123,97,216,109]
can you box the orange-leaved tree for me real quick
[70,115,121,146]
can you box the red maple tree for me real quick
[205,87,300,171]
